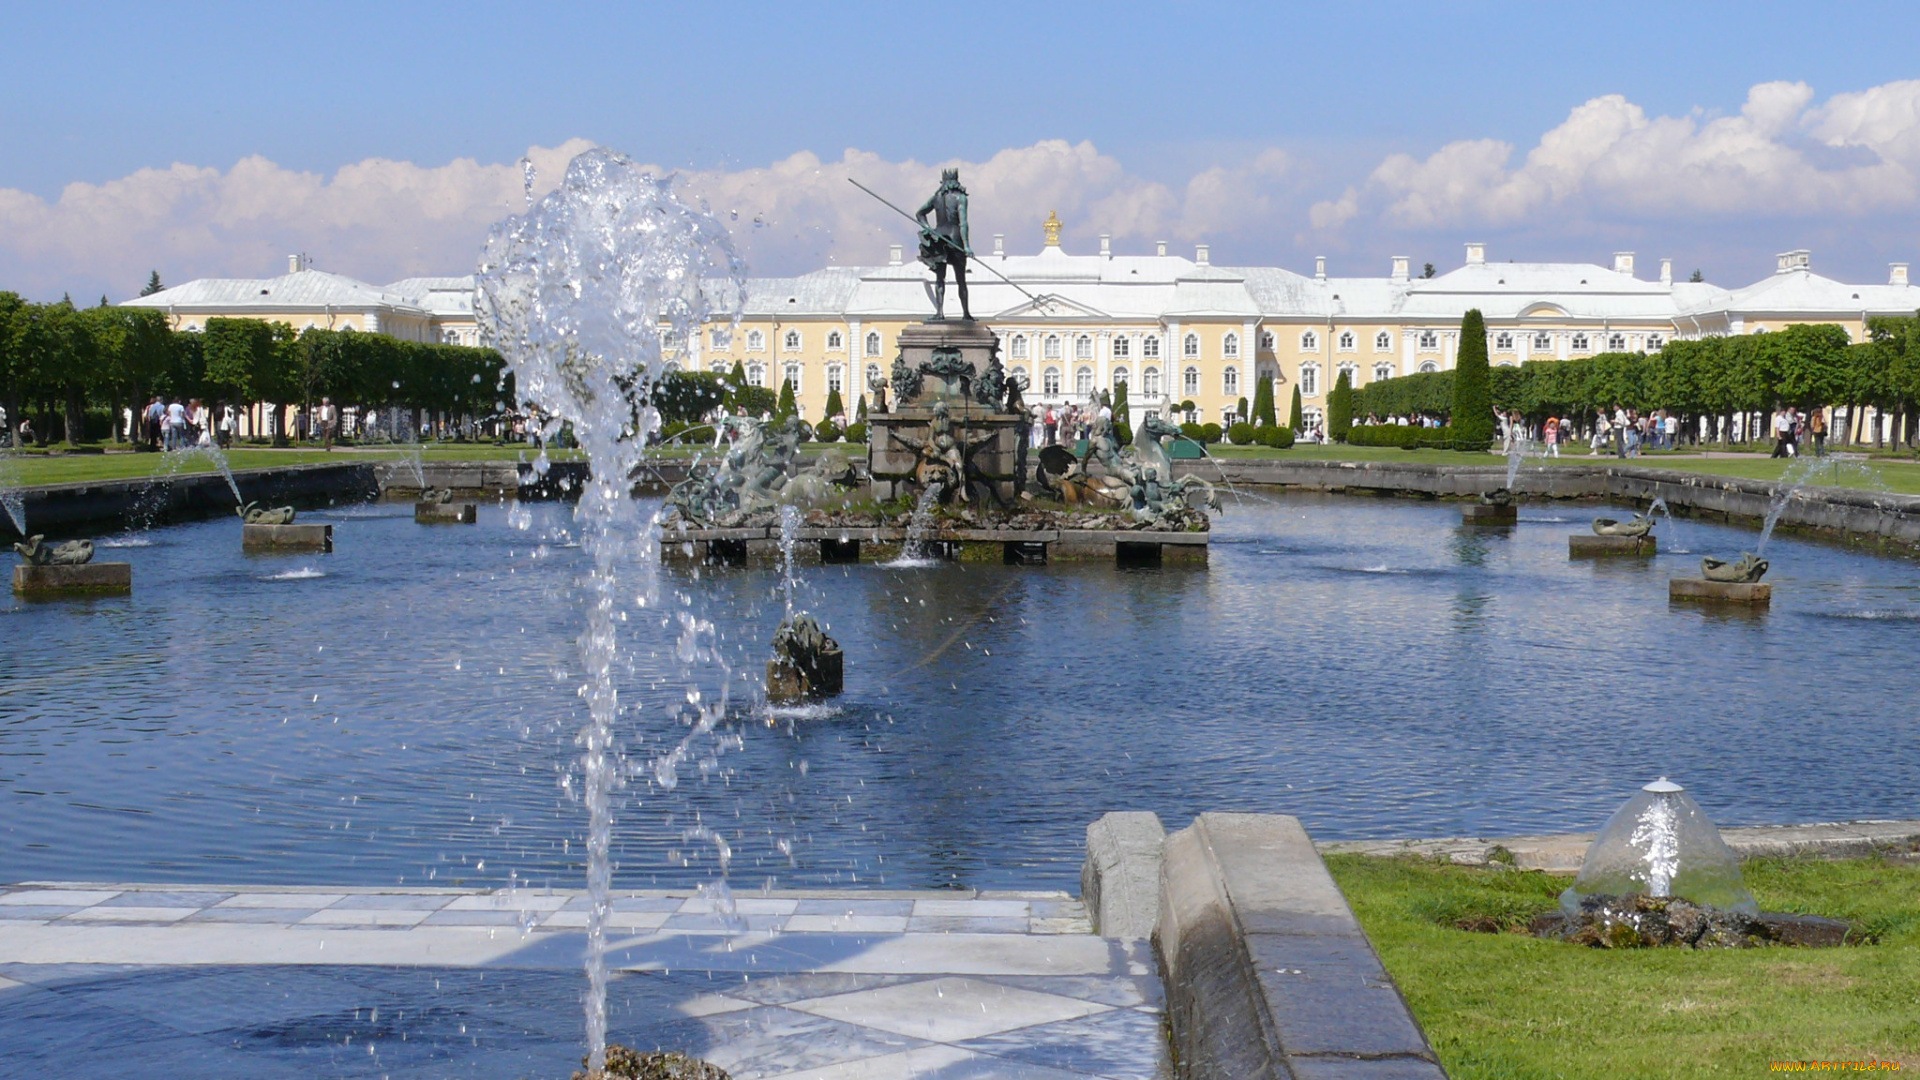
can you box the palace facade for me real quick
[127,230,1918,430]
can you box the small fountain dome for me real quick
[1561,777,1756,916]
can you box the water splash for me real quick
[778,504,801,621]
[892,483,945,566]
[398,445,426,489]
[1627,790,1681,897]
[0,450,25,536]
[476,146,744,1074]
[1504,436,1538,491]
[1645,496,1687,553]
[1758,455,1889,554]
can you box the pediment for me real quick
[1521,302,1569,318]
[991,293,1112,321]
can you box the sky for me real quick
[3,1,1919,301]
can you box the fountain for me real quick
[414,485,478,525]
[0,448,27,539]
[893,481,946,564]
[476,146,744,1075]
[12,533,131,597]
[1569,513,1657,557]
[1461,487,1517,526]
[1671,551,1771,606]
[1758,454,1890,554]
[238,501,332,553]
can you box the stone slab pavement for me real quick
[0,882,1169,1080]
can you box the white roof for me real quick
[124,269,424,314]
[1718,268,1920,316]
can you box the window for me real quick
[662,360,681,373]
[1044,335,1062,360]
[1260,331,1275,351]
[1647,333,1665,350]
[710,327,733,349]
[865,331,882,357]
[1183,366,1200,396]
[1494,332,1513,351]
[1075,335,1093,361]
[1533,331,1552,350]
[1337,363,1358,389]
[783,362,802,392]
[1337,330,1355,352]
[1113,336,1130,359]
[1571,333,1590,352]
[1417,330,1438,350]
[1300,330,1318,352]
[1043,366,1062,395]
[826,330,843,350]
[783,329,801,352]
[747,329,765,351]
[1373,362,1395,382]
[1074,366,1094,395]
[1418,360,1438,374]
[1607,332,1626,350]
[1011,365,1028,386]
[1223,333,1240,359]
[709,361,728,374]
[747,362,766,386]
[1112,366,1129,388]
[1223,366,1240,396]
[1299,364,1320,396]
[827,365,843,394]
[1375,331,1393,352]
[1143,335,1161,359]
[1011,334,1028,360]
[865,362,882,390]
[1143,366,1161,396]
[1183,333,1200,359]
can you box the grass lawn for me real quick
[0,444,582,487]
[1326,854,1920,1077]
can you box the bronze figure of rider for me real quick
[915,168,972,321]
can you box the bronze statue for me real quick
[915,169,972,321]
[14,535,93,566]
[1702,553,1768,583]
[888,401,997,504]
[768,614,844,701]
[237,502,297,525]
[1593,515,1653,537]
[420,487,455,505]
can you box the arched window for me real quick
[1011,365,1029,386]
[1260,331,1275,351]
[826,330,843,350]
[710,327,733,349]
[1223,366,1240,396]
[1647,333,1665,350]
[865,362,882,390]
[1182,365,1200,396]
[709,361,728,374]
[1337,362,1358,387]
[864,331,882,357]
[1075,335,1094,360]
[1074,366,1094,396]
[1143,335,1161,359]
[1300,330,1318,352]
[783,362,802,392]
[783,329,801,351]
[747,329,765,351]
[1143,366,1161,396]
[1044,335,1062,360]
[1112,366,1129,388]
[1417,330,1438,351]
[1043,366,1062,395]
[826,364,844,394]
[1533,331,1553,350]
[1223,333,1240,359]
[1375,331,1393,352]
[1299,364,1319,396]
[1011,334,1028,360]
[747,361,767,386]
[1337,330,1355,352]
[1571,333,1590,352]
[1183,333,1200,359]
[1113,336,1130,359]
[1494,332,1513,351]
[1373,362,1395,382]
[1418,360,1438,374]
[1606,332,1626,350]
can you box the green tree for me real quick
[1235,396,1248,421]
[1112,379,1130,428]
[775,377,797,421]
[1327,368,1353,442]
[139,271,166,297]
[1689,269,1704,283]
[727,360,747,407]
[1252,376,1276,427]
[823,384,846,424]
[856,394,867,422]
[1450,309,1494,447]
[1289,383,1303,430]
[1422,262,1436,279]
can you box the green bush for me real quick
[1346,423,1487,451]
[1199,422,1223,444]
[813,420,842,443]
[1227,421,1256,445]
[1256,425,1295,449]
[1113,421,1133,446]
[1180,421,1204,442]
[844,422,868,443]
[1328,369,1354,443]
[1451,309,1494,445]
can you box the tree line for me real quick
[0,294,509,446]
[1346,316,1920,445]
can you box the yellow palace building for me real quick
[129,224,1918,431]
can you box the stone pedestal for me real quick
[1461,502,1517,525]
[1670,578,1771,605]
[767,647,843,702]
[1570,534,1656,557]
[868,320,1023,505]
[13,562,132,598]
[415,502,478,524]
[243,523,333,553]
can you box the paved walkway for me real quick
[0,882,1167,1079]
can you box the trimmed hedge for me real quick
[1255,424,1295,449]
[1346,423,1490,451]
[1228,421,1256,445]
[844,422,868,444]
[814,420,842,443]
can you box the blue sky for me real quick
[4,1,1919,298]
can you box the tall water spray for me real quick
[476,148,745,1073]
[0,450,25,537]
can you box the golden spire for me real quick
[1043,210,1062,248]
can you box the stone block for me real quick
[1082,812,1166,939]
[13,562,132,598]
[1460,502,1516,525]
[1669,578,1772,605]
[1569,533,1655,557]
[414,502,478,524]
[242,523,333,553]
[767,647,842,701]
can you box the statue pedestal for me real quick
[1461,503,1517,525]
[13,562,132,598]
[1669,578,1771,605]
[243,523,333,553]
[767,648,844,702]
[415,502,478,524]
[1570,534,1656,557]
[868,320,1023,504]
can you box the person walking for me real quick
[1770,407,1793,458]
[1611,404,1629,459]
[1664,410,1679,450]
[1044,406,1058,446]
[1544,416,1560,458]
[1810,407,1827,457]
[143,397,165,451]
[318,398,337,451]
[164,399,187,451]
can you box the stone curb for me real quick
[1317,818,1920,873]
[1082,811,1166,939]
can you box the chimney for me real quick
[1660,258,1673,285]
[1391,255,1410,283]
[1465,242,1485,266]
[1314,255,1326,282]
[1893,263,1910,287]
[288,254,301,274]
[888,244,903,266]
[1100,234,1111,258]
[1195,244,1210,265]
[1613,252,1635,277]
[1775,249,1811,274]
[1156,240,1168,257]
[993,233,1004,257]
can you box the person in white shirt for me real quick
[164,400,188,451]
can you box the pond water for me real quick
[3,494,1917,892]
